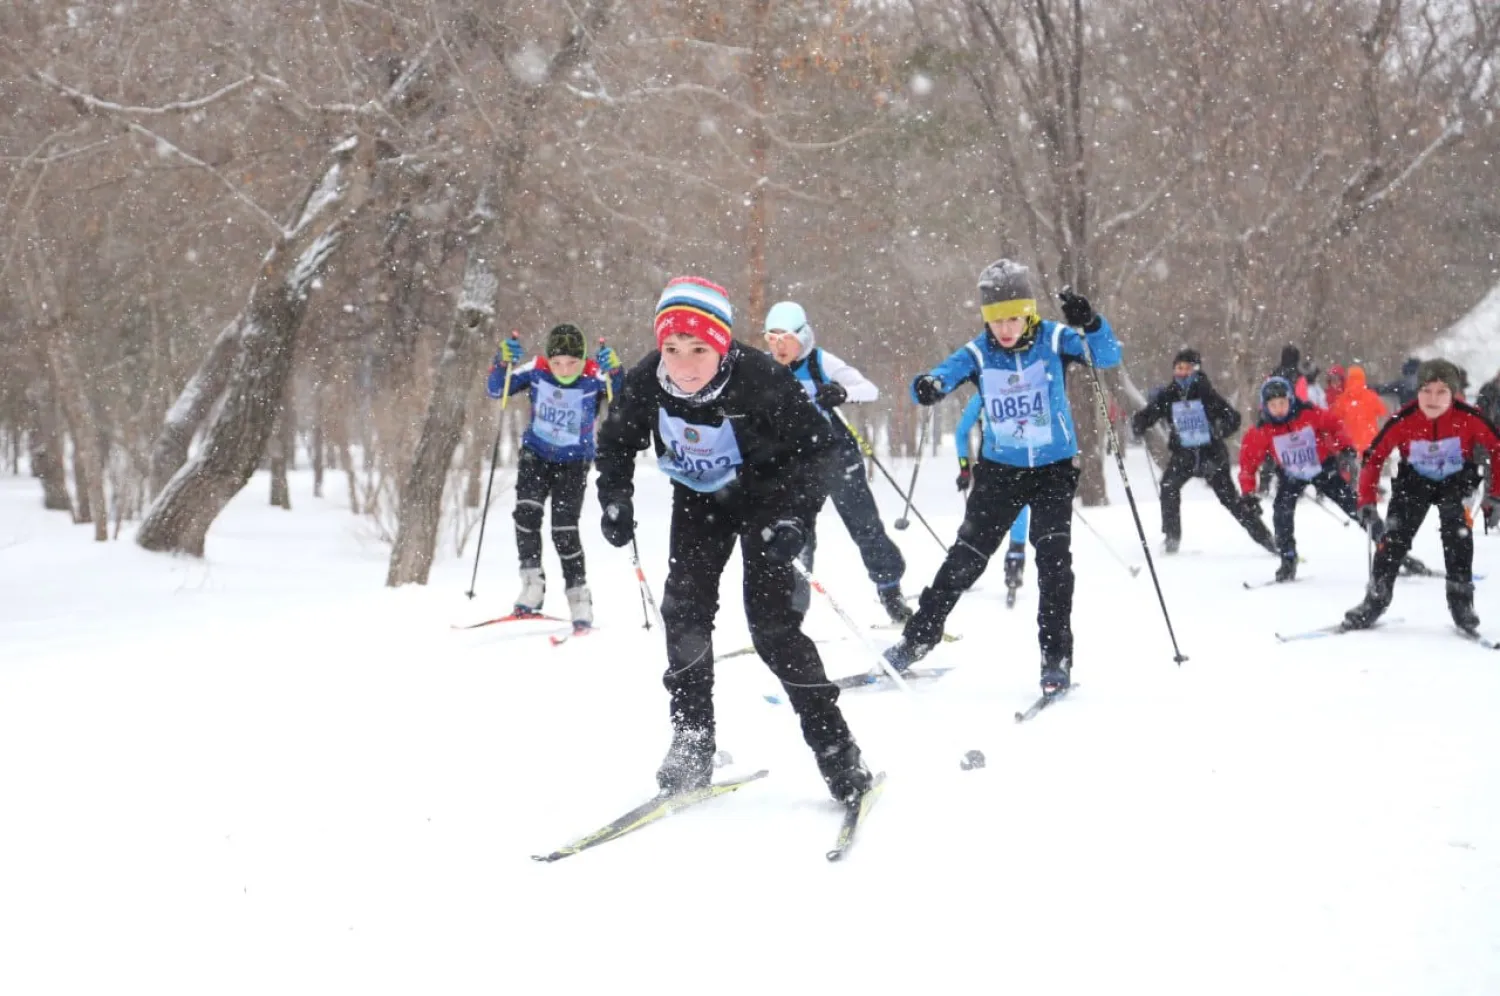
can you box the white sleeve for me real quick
[819,351,879,403]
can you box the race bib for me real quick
[981,363,1054,448]
[657,409,743,492]
[1408,436,1464,481]
[1272,426,1322,481]
[532,384,587,447]
[1171,400,1211,447]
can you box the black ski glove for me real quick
[601,499,635,548]
[1357,504,1382,536]
[912,374,944,406]
[1058,287,1097,330]
[1483,495,1500,532]
[759,518,806,564]
[956,458,972,493]
[815,382,847,410]
[1241,493,1263,518]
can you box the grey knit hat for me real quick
[1416,358,1463,396]
[977,259,1038,322]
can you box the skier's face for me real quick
[1418,381,1453,419]
[549,355,583,380]
[1173,362,1196,381]
[661,334,722,391]
[987,316,1026,347]
[764,330,803,365]
[1265,397,1291,419]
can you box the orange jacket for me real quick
[1329,366,1387,454]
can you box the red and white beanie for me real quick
[654,276,733,355]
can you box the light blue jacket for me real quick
[914,317,1121,468]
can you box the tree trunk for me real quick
[744,0,773,324]
[148,320,239,497]
[136,138,374,556]
[47,328,108,540]
[386,248,495,586]
[311,383,325,498]
[268,409,292,510]
[25,380,73,512]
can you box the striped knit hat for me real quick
[655,276,733,355]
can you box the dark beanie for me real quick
[545,323,586,359]
[1174,348,1201,368]
[1416,358,1463,395]
[976,259,1038,323]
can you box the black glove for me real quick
[1357,505,1382,536]
[601,499,635,548]
[815,382,847,410]
[1241,493,1262,518]
[912,374,944,406]
[1058,287,1096,329]
[1483,495,1500,532]
[759,518,806,564]
[956,458,972,493]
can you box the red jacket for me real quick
[1239,404,1353,494]
[1356,400,1500,506]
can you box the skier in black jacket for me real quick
[1132,348,1277,554]
[594,276,872,804]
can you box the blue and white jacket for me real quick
[486,356,622,463]
[914,317,1121,468]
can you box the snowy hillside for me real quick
[1422,278,1500,384]
[3,449,1499,996]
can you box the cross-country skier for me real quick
[955,393,1030,600]
[1131,348,1276,555]
[1344,359,1500,632]
[1238,376,1423,583]
[762,300,912,623]
[594,276,872,803]
[487,324,623,631]
[882,259,1122,695]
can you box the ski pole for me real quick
[465,425,504,599]
[789,559,911,692]
[1078,331,1188,664]
[1302,490,1350,528]
[894,410,930,530]
[630,535,664,631]
[833,410,948,553]
[1072,506,1142,578]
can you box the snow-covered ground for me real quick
[3,445,1499,995]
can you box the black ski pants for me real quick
[1370,465,1477,589]
[514,446,589,588]
[1159,444,1274,549]
[659,485,853,757]
[1270,458,1359,560]
[903,457,1078,666]
[797,439,906,605]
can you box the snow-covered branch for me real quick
[34,70,255,116]
[122,121,285,237]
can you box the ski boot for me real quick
[514,567,546,616]
[655,727,715,795]
[1447,580,1480,633]
[816,741,872,804]
[565,585,593,633]
[1342,580,1392,631]
[1274,553,1297,583]
[882,638,934,674]
[877,584,912,624]
[1163,535,1181,555]
[1399,555,1433,577]
[1003,542,1026,588]
[1040,656,1072,696]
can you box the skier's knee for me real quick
[513,498,544,532]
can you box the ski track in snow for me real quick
[2,446,1499,995]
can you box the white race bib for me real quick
[1171,400,1211,447]
[1408,436,1464,481]
[1272,426,1322,481]
[981,363,1054,448]
[532,384,587,447]
[657,410,743,492]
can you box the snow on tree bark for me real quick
[136,138,373,556]
[24,379,74,513]
[148,320,240,497]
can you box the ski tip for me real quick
[1129,566,1142,577]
